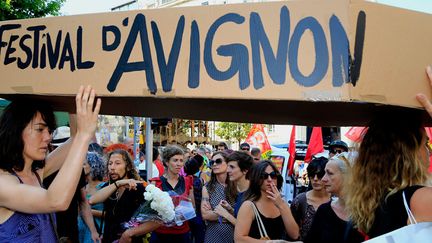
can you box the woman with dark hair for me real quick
[150,145,194,243]
[79,151,107,243]
[0,86,101,242]
[90,149,158,243]
[235,160,299,242]
[201,151,237,243]
[290,157,330,240]
[226,151,253,217]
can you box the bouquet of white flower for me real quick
[122,184,175,229]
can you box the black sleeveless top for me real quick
[368,185,424,238]
[248,203,285,240]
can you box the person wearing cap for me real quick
[239,142,251,154]
[328,140,349,158]
[0,86,101,242]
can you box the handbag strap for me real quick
[402,191,417,224]
[251,202,269,239]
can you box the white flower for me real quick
[142,184,175,222]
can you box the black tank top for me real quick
[248,203,285,240]
[368,185,424,238]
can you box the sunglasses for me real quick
[330,149,345,154]
[260,171,278,180]
[209,158,224,167]
[309,170,325,179]
[241,147,250,151]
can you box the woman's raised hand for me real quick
[416,65,432,118]
[75,85,101,140]
[266,182,285,209]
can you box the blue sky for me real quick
[61,0,432,15]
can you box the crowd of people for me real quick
[0,66,432,243]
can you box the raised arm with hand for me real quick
[0,85,101,213]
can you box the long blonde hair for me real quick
[346,113,430,233]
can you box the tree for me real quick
[0,0,65,21]
[215,122,252,145]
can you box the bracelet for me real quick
[114,181,119,189]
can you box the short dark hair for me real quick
[0,98,56,172]
[307,156,328,177]
[217,142,228,150]
[251,147,261,156]
[244,160,283,201]
[161,145,184,167]
[227,151,253,178]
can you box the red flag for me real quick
[245,124,272,158]
[287,126,296,176]
[345,127,367,142]
[304,127,324,162]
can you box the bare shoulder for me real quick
[238,200,254,213]
[410,186,432,222]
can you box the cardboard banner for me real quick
[0,1,431,125]
[244,124,272,158]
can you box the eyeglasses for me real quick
[308,170,325,179]
[260,171,278,180]
[209,158,224,167]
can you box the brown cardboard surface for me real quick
[349,1,432,108]
[0,0,431,125]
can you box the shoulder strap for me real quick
[251,202,269,239]
[403,191,417,224]
[34,171,43,187]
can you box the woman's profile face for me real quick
[211,154,227,175]
[227,161,245,182]
[321,161,343,196]
[22,112,52,163]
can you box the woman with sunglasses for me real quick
[304,154,363,243]
[201,151,237,243]
[235,160,299,242]
[290,157,330,241]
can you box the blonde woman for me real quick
[304,154,363,243]
[345,67,432,241]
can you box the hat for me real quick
[184,154,204,175]
[240,142,250,151]
[51,126,70,147]
[329,140,348,151]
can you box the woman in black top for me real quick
[305,154,363,243]
[234,160,299,242]
[346,67,432,241]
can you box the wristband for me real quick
[114,181,119,189]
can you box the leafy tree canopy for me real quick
[215,122,252,145]
[0,0,65,21]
